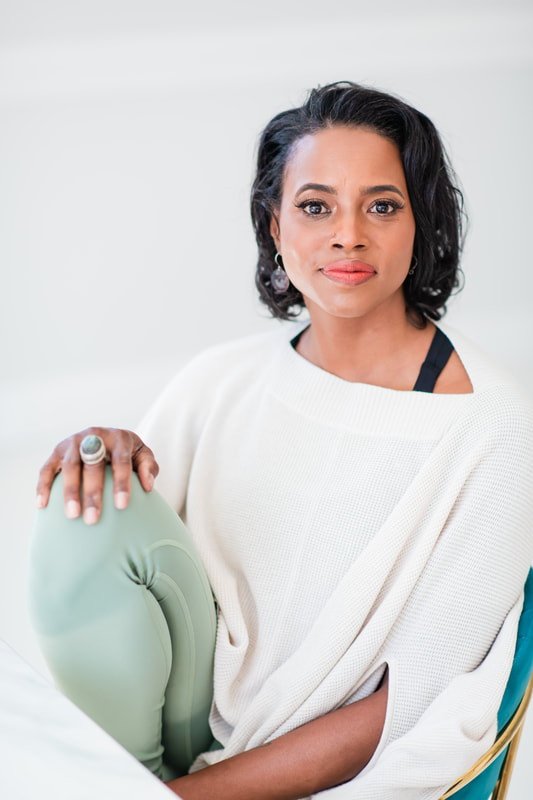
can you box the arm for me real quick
[167,670,388,800]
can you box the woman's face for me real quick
[271,125,416,323]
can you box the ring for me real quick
[79,434,106,466]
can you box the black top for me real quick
[290,326,454,394]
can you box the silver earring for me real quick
[408,256,418,276]
[271,252,290,294]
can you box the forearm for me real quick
[166,671,388,800]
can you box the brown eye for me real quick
[299,200,329,216]
[369,200,402,215]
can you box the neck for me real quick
[297,301,433,390]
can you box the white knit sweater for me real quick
[137,323,533,800]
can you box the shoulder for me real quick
[189,327,287,367]
[441,324,533,445]
[136,325,298,446]
[174,326,294,386]
[145,324,299,413]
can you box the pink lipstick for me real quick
[320,260,376,286]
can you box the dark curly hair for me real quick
[251,81,466,324]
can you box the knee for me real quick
[30,467,153,564]
[26,468,178,635]
[27,469,136,634]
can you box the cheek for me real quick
[279,220,322,266]
[391,220,416,263]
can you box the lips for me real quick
[320,260,376,286]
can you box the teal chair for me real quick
[439,568,533,800]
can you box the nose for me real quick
[331,209,368,250]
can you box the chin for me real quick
[317,298,378,319]
[307,283,407,322]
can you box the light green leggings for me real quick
[27,468,217,781]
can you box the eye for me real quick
[297,199,330,216]
[369,199,403,215]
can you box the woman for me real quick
[29,82,533,799]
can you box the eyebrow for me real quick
[295,182,336,196]
[294,182,405,200]
[362,184,405,200]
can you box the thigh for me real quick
[27,468,217,778]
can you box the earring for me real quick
[271,252,290,294]
[408,256,418,276]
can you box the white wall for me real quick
[1,1,532,795]
[2,2,533,442]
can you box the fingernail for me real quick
[66,500,80,519]
[114,492,128,510]
[36,494,45,509]
[83,507,98,525]
[147,473,155,491]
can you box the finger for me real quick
[36,457,62,510]
[80,456,107,525]
[110,430,135,509]
[60,442,83,519]
[133,441,159,493]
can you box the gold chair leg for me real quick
[492,722,525,800]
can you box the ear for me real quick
[270,213,281,250]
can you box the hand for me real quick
[35,427,159,525]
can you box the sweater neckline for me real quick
[268,322,478,438]
[287,322,479,395]
[289,324,460,396]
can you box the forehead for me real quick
[283,125,405,190]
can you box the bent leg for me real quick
[27,468,216,779]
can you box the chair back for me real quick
[447,568,533,800]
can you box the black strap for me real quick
[413,327,454,393]
[290,325,454,394]
[290,328,306,350]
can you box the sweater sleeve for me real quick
[135,347,227,516]
[319,386,533,800]
[135,332,279,516]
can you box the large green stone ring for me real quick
[79,434,106,465]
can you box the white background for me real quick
[1,1,532,796]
